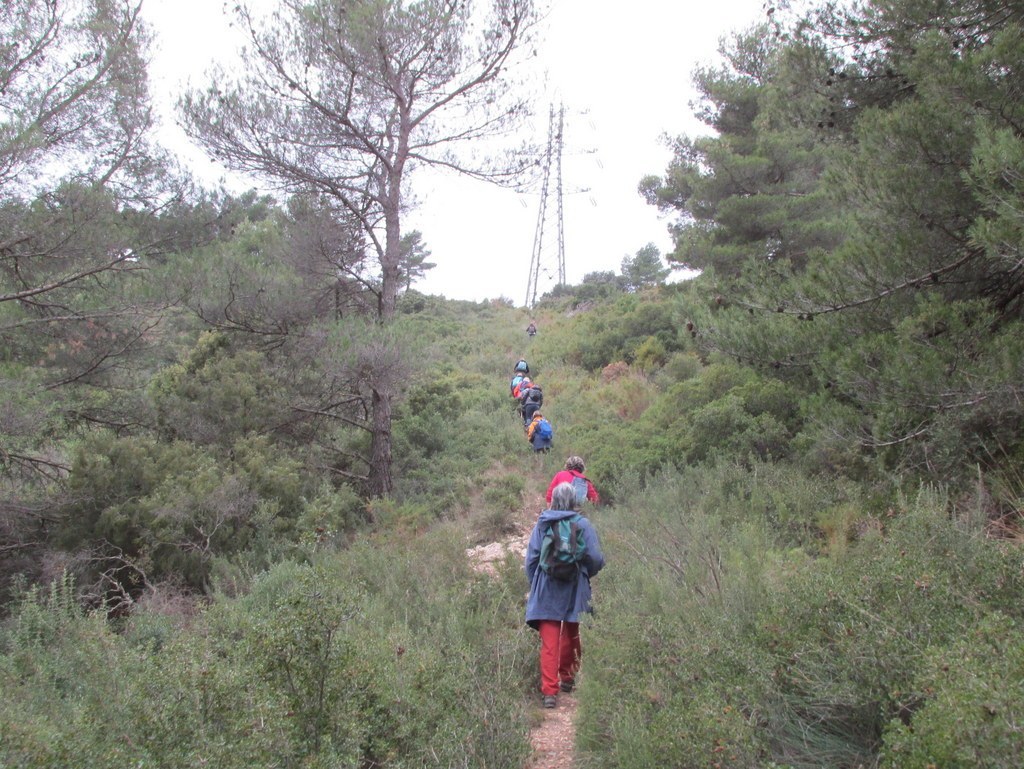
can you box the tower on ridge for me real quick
[525,104,565,308]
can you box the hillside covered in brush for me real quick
[3,0,1024,766]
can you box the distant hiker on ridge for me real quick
[526,320,537,337]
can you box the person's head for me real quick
[565,456,585,473]
[551,481,576,512]
[533,411,543,420]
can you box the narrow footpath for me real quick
[527,694,577,769]
[465,461,578,769]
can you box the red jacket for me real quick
[545,469,599,505]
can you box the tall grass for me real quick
[576,471,1024,769]
[0,526,535,768]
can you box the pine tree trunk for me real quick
[367,385,393,496]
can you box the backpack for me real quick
[510,374,526,396]
[540,514,586,581]
[570,475,589,505]
[515,359,529,374]
[513,378,533,399]
[536,419,553,440]
[526,385,543,405]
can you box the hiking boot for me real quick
[559,678,575,693]
[542,694,557,709]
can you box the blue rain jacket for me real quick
[530,430,553,451]
[524,509,605,629]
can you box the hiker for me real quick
[525,481,605,708]
[520,381,543,425]
[546,456,600,507]
[527,411,553,452]
[510,371,529,399]
[511,375,532,421]
[526,321,537,337]
[512,375,532,401]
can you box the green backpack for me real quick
[540,514,586,581]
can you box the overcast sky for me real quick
[142,0,766,304]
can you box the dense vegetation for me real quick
[3,0,1024,767]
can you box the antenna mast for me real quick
[525,103,565,308]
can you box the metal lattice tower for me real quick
[525,104,565,308]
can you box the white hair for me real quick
[551,482,576,512]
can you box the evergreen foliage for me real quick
[2,0,1024,765]
[643,0,1024,489]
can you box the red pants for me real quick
[536,620,581,695]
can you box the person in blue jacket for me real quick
[524,482,605,708]
[526,411,553,452]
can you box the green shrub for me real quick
[59,431,324,596]
[0,577,194,769]
[0,530,534,769]
[633,335,668,372]
[578,473,1024,769]
[474,473,527,541]
[653,350,703,387]
[881,613,1024,769]
[296,481,366,546]
[148,331,284,447]
[548,291,686,371]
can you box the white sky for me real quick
[142,0,766,304]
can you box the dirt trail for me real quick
[465,462,577,769]
[527,693,577,769]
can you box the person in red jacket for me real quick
[546,456,600,506]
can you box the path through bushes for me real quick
[465,460,578,769]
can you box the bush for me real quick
[148,331,284,447]
[0,529,535,769]
[577,473,1024,769]
[881,613,1024,769]
[576,468,778,768]
[744,488,1024,768]
[474,472,527,541]
[58,431,322,597]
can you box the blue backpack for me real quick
[540,514,586,581]
[536,419,553,440]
